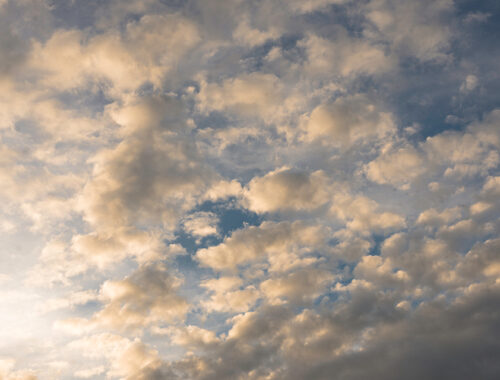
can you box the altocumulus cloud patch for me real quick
[0,0,500,379]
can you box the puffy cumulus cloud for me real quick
[152,324,220,350]
[0,126,84,231]
[300,94,397,147]
[35,238,182,290]
[68,333,130,360]
[0,88,104,176]
[472,175,500,219]
[169,305,296,380]
[36,289,98,314]
[364,108,500,190]
[3,1,500,379]
[379,232,455,291]
[107,339,167,380]
[298,32,394,79]
[202,179,243,201]
[107,94,188,136]
[27,239,88,287]
[353,255,409,290]
[455,238,500,281]
[89,132,205,220]
[200,276,260,313]
[481,176,500,199]
[424,111,500,180]
[93,0,161,28]
[69,333,171,380]
[0,358,37,380]
[68,95,214,270]
[196,221,327,271]
[157,281,500,380]
[182,211,219,239]
[330,231,373,262]
[364,0,454,62]
[274,283,500,380]
[460,74,479,93]
[330,192,406,234]
[260,268,335,305]
[70,229,170,269]
[243,167,330,213]
[29,14,200,95]
[196,72,286,120]
[364,145,426,189]
[197,124,265,152]
[89,264,188,332]
[379,221,500,293]
[416,207,462,229]
[0,146,28,201]
[233,15,281,47]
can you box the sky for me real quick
[0,0,500,379]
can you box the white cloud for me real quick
[197,72,285,120]
[2,1,500,379]
[243,167,329,213]
[330,191,406,233]
[92,264,188,332]
[29,14,200,95]
[364,145,425,189]
[299,32,394,78]
[301,94,397,147]
[460,74,479,93]
[196,221,327,271]
[365,0,453,62]
[233,16,281,46]
[0,358,37,380]
[260,268,335,304]
[183,212,219,238]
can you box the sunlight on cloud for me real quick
[1,0,500,379]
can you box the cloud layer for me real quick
[1,0,499,379]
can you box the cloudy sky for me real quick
[1,0,500,379]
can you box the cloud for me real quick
[183,211,219,238]
[69,333,170,380]
[260,268,335,305]
[243,167,330,213]
[460,74,479,93]
[300,94,397,147]
[288,0,349,14]
[416,207,462,228]
[197,72,285,120]
[0,358,37,380]
[28,14,200,95]
[330,191,406,234]
[74,366,106,379]
[463,11,491,24]
[91,264,188,332]
[364,145,425,189]
[53,95,217,273]
[299,32,394,78]
[153,324,220,349]
[233,16,281,46]
[196,221,327,271]
[79,95,212,231]
[2,1,500,379]
[200,276,260,313]
[364,0,453,62]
